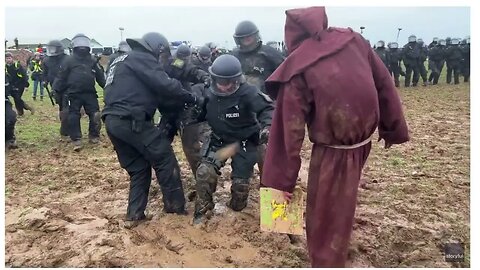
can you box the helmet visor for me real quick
[72,36,91,48]
[46,45,61,56]
[390,42,399,49]
[211,77,241,96]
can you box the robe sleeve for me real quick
[261,75,312,193]
[368,47,410,144]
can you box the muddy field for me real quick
[4,80,470,267]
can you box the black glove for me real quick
[53,90,62,105]
[259,127,270,145]
[202,76,211,88]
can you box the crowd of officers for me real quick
[4,23,469,227]
[374,35,470,87]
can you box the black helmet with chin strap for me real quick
[127,32,170,59]
[208,54,244,96]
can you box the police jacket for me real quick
[53,52,106,95]
[445,45,463,62]
[428,46,445,62]
[231,44,285,95]
[42,53,67,84]
[374,47,389,69]
[102,50,196,120]
[191,55,212,73]
[202,82,274,144]
[387,49,402,65]
[402,42,420,65]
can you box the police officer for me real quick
[192,45,212,73]
[374,40,389,70]
[414,38,428,87]
[193,55,274,224]
[43,39,69,138]
[5,52,34,116]
[460,38,470,83]
[102,32,201,228]
[231,20,285,97]
[428,37,439,49]
[52,33,106,151]
[387,42,402,87]
[402,35,421,87]
[106,41,131,74]
[445,38,462,84]
[5,74,18,150]
[427,39,446,85]
[446,37,452,47]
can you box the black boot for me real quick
[228,178,250,212]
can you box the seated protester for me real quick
[193,55,274,225]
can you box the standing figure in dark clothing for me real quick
[43,39,69,138]
[192,46,213,73]
[5,52,34,116]
[402,35,421,87]
[460,38,470,83]
[52,33,106,151]
[428,37,439,49]
[445,38,463,84]
[374,40,389,70]
[427,39,446,85]
[102,32,202,228]
[413,38,428,86]
[387,42,402,87]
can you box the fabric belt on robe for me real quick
[322,134,374,150]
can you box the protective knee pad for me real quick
[229,178,250,211]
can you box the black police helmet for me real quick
[127,32,170,59]
[175,44,191,59]
[233,20,261,52]
[208,54,244,96]
[46,40,64,56]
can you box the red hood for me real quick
[284,6,329,53]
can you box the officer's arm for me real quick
[186,64,209,84]
[131,60,195,104]
[52,58,70,93]
[249,90,275,129]
[41,59,49,83]
[94,63,106,88]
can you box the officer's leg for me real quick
[104,116,152,222]
[59,94,70,137]
[453,62,460,84]
[393,66,400,87]
[181,122,211,177]
[68,95,83,142]
[420,62,428,84]
[83,93,101,141]
[5,101,18,149]
[446,63,452,84]
[405,65,412,87]
[412,65,420,86]
[464,62,470,82]
[228,145,257,211]
[140,123,187,214]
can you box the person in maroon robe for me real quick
[261,7,409,267]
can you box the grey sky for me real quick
[5,6,470,48]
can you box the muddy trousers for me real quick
[413,60,428,85]
[104,115,186,220]
[306,143,371,267]
[389,65,401,87]
[5,101,17,142]
[404,64,420,87]
[428,60,444,85]
[194,138,258,218]
[67,93,101,141]
[180,122,211,177]
[446,61,461,84]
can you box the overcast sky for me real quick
[5,6,470,48]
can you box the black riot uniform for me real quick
[102,32,200,226]
[5,73,18,149]
[374,40,389,69]
[386,42,402,87]
[5,52,34,116]
[43,39,69,136]
[413,39,428,86]
[231,20,284,97]
[106,41,131,74]
[53,34,106,150]
[402,35,421,87]
[193,55,274,224]
[427,39,446,85]
[460,39,470,83]
[445,38,463,84]
[192,46,213,73]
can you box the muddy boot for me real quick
[24,103,35,115]
[89,137,100,144]
[72,140,83,151]
[6,140,18,150]
[193,163,218,225]
[123,213,153,229]
[228,178,250,211]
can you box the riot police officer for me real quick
[193,55,274,224]
[192,45,212,73]
[42,39,69,138]
[460,38,470,83]
[102,32,202,228]
[106,41,131,73]
[414,38,428,86]
[387,42,402,87]
[427,39,446,85]
[374,40,389,70]
[445,38,463,84]
[5,52,34,116]
[5,74,18,149]
[402,35,421,87]
[231,20,285,97]
[52,33,106,151]
[428,37,439,49]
